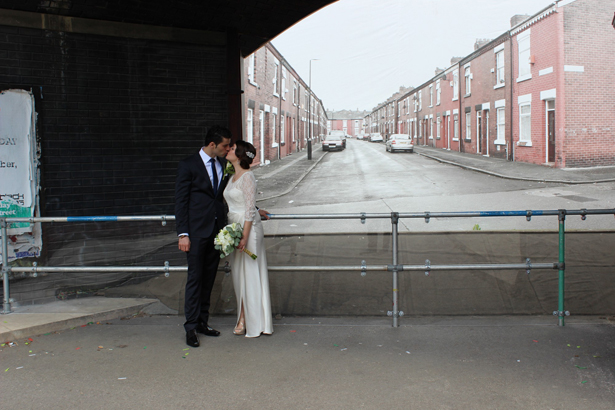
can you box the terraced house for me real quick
[368,0,615,168]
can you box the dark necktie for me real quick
[210,158,218,195]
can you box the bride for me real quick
[223,140,273,337]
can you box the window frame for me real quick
[272,58,280,97]
[517,29,532,82]
[464,64,471,96]
[465,112,472,141]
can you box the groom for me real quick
[175,125,232,347]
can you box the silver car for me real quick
[386,134,414,153]
[369,133,383,142]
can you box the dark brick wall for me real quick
[0,25,228,290]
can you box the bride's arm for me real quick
[237,173,257,250]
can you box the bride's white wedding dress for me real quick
[223,171,273,337]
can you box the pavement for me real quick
[414,145,615,184]
[2,313,615,409]
[2,140,615,409]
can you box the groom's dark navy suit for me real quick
[175,151,229,332]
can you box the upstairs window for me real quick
[248,53,257,86]
[436,80,441,105]
[272,58,280,97]
[464,65,471,95]
[452,71,459,101]
[517,30,531,81]
[429,85,433,107]
[496,50,505,85]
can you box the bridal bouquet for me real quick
[214,222,257,260]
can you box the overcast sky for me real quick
[271,0,550,112]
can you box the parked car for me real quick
[369,133,383,143]
[356,133,365,140]
[328,130,347,148]
[386,134,414,153]
[322,134,345,151]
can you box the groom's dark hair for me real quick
[205,125,232,146]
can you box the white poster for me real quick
[0,89,41,263]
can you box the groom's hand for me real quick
[178,236,191,252]
[258,209,270,220]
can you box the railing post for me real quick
[1,218,11,314]
[557,210,566,326]
[391,212,400,327]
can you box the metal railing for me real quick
[2,207,615,326]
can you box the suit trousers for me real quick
[184,233,220,332]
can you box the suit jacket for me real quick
[175,152,229,239]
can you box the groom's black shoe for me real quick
[186,329,200,347]
[196,323,220,337]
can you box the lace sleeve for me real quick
[238,172,257,221]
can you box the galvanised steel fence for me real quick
[2,207,614,326]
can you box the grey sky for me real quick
[271,0,550,111]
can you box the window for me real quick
[413,94,418,112]
[248,53,257,86]
[293,81,298,105]
[452,71,459,101]
[429,117,433,139]
[464,65,471,95]
[437,117,441,139]
[465,112,471,140]
[280,115,285,143]
[418,91,422,111]
[454,114,459,140]
[496,50,505,86]
[281,66,287,100]
[517,30,531,81]
[436,80,441,105]
[519,103,531,142]
[247,108,253,143]
[292,117,295,142]
[496,108,505,143]
[429,85,433,107]
[272,113,277,144]
[273,58,280,97]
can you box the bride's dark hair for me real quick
[234,140,257,170]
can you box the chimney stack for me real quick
[511,14,530,27]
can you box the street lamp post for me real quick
[308,58,319,160]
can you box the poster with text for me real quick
[0,89,41,263]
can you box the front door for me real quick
[477,112,482,154]
[548,107,555,163]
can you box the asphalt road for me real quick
[259,139,615,234]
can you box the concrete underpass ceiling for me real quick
[0,0,337,55]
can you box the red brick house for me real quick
[459,35,513,160]
[512,0,615,167]
[243,43,326,165]
[370,0,615,168]
[326,110,369,137]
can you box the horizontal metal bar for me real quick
[9,262,558,274]
[10,266,186,273]
[400,263,558,271]
[4,215,176,223]
[2,208,614,224]
[268,265,389,272]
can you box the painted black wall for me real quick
[0,25,228,303]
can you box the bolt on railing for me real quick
[1,208,614,326]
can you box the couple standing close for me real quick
[174,126,273,348]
